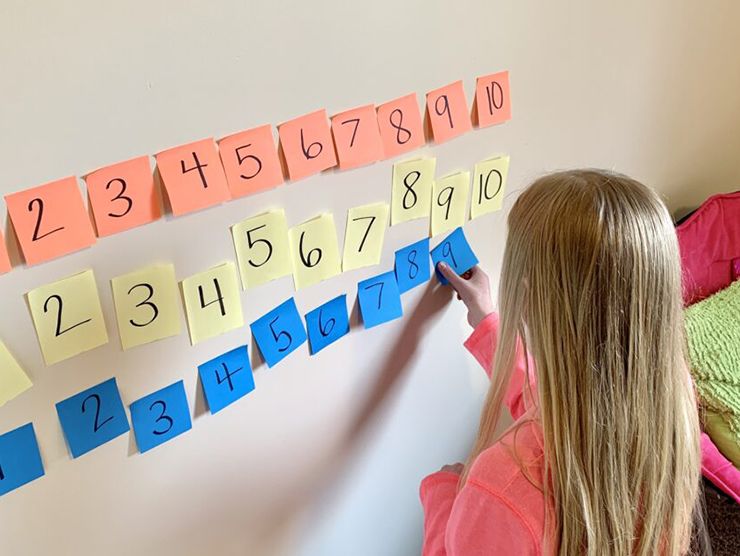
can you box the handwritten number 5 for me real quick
[149,400,173,436]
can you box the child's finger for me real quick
[437,262,467,292]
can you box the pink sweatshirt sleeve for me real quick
[420,472,460,556]
[463,312,537,420]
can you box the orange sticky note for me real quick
[376,93,425,159]
[155,138,231,216]
[330,104,383,170]
[85,155,161,237]
[278,109,337,181]
[475,71,512,127]
[426,81,473,144]
[5,177,96,266]
[0,229,11,274]
[219,124,284,198]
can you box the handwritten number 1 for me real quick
[478,169,503,204]
[149,400,173,436]
[28,198,64,241]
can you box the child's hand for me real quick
[437,263,494,329]
[439,463,464,475]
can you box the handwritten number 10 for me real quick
[478,169,503,204]
[485,80,505,113]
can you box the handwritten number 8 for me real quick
[434,95,453,129]
[43,294,91,337]
[149,400,173,436]
[402,171,421,210]
[437,186,455,220]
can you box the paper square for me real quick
[130,380,192,454]
[342,202,389,272]
[394,238,431,293]
[250,298,307,368]
[471,155,509,219]
[0,340,32,407]
[475,71,512,127]
[357,271,403,329]
[431,171,470,236]
[198,345,255,414]
[231,209,293,289]
[426,80,473,144]
[304,294,349,355]
[0,230,11,274]
[0,423,45,497]
[278,109,337,181]
[331,104,383,170]
[289,213,341,290]
[431,227,479,285]
[376,93,425,159]
[391,158,436,226]
[219,124,284,198]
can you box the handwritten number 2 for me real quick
[105,178,133,218]
[28,198,64,241]
[82,393,114,433]
[43,294,91,337]
[149,400,173,436]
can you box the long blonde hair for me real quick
[463,170,704,555]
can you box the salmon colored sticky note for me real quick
[431,171,471,236]
[426,81,473,144]
[231,209,293,290]
[376,93,425,159]
[331,104,384,170]
[85,156,161,237]
[0,340,32,407]
[475,71,512,128]
[27,269,109,365]
[155,138,231,217]
[391,158,436,225]
[471,155,510,220]
[181,261,244,345]
[278,109,338,181]
[111,263,182,350]
[289,213,341,290]
[5,177,96,266]
[343,202,389,272]
[0,229,11,274]
[219,124,284,198]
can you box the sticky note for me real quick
[0,229,11,274]
[391,158,436,225]
[343,202,389,271]
[394,238,431,293]
[27,270,109,365]
[304,294,350,355]
[250,298,307,367]
[0,341,32,407]
[0,423,44,497]
[278,109,337,181]
[218,124,284,198]
[85,155,161,237]
[431,227,479,285]
[331,104,383,170]
[111,263,182,350]
[5,177,96,266]
[475,71,512,128]
[55,377,130,458]
[431,172,470,237]
[155,138,231,216]
[358,271,403,329]
[471,155,509,220]
[376,93,425,159]
[181,262,243,345]
[231,209,293,289]
[426,81,473,144]
[289,213,341,290]
[130,380,191,454]
[198,345,255,414]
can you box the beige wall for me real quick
[0,1,738,555]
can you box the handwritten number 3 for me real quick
[127,283,159,327]
[28,198,64,241]
[105,178,133,218]
[149,400,173,436]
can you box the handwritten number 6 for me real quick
[43,294,91,337]
[318,309,336,337]
[28,198,64,241]
[149,400,173,436]
[105,178,133,218]
[300,129,323,160]
[82,393,114,433]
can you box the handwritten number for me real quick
[81,393,114,433]
[198,279,226,317]
[299,231,322,268]
[28,198,64,241]
[318,309,336,337]
[105,178,133,218]
[352,216,376,253]
[215,362,243,392]
[478,169,503,204]
[43,294,91,336]
[181,152,209,188]
[441,241,458,268]
[485,81,505,113]
[0,464,4,480]
[235,144,262,180]
[407,249,419,280]
[127,283,159,327]
[434,95,453,129]
[149,400,173,436]
[389,108,411,145]
[437,186,454,220]
[300,129,323,160]
[341,118,361,147]
[245,224,273,268]
[402,171,421,210]
[365,282,385,310]
[269,316,292,352]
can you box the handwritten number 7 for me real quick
[340,118,361,147]
[149,400,173,436]
[43,294,91,336]
[352,215,377,252]
[365,282,385,310]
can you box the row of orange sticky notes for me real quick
[0,72,511,271]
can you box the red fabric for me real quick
[676,190,740,305]
[701,433,740,505]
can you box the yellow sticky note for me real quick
[431,171,470,237]
[289,213,341,290]
[27,270,109,365]
[0,340,32,406]
[232,209,293,289]
[471,155,509,220]
[181,261,244,345]
[391,158,436,225]
[343,202,389,271]
[111,263,182,350]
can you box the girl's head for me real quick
[466,170,703,555]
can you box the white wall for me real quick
[0,1,738,555]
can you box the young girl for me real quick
[422,170,705,555]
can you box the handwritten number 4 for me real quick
[215,362,242,392]
[181,152,209,188]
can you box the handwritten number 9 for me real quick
[441,241,458,268]
[149,400,173,436]
[245,224,273,268]
[82,393,113,433]
[299,231,322,267]
[127,283,159,327]
[300,129,323,160]
[318,309,336,337]
[235,144,262,180]
[28,198,64,241]
[437,186,455,220]
[389,108,411,145]
[43,294,91,337]
[402,171,421,210]
[105,178,133,218]
[269,316,292,352]
[434,95,453,129]
[407,249,419,280]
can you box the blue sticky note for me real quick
[250,298,308,367]
[305,294,350,355]
[358,271,404,329]
[55,377,130,458]
[130,380,191,454]
[198,346,255,414]
[431,227,479,285]
[0,423,45,497]
[394,238,431,293]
